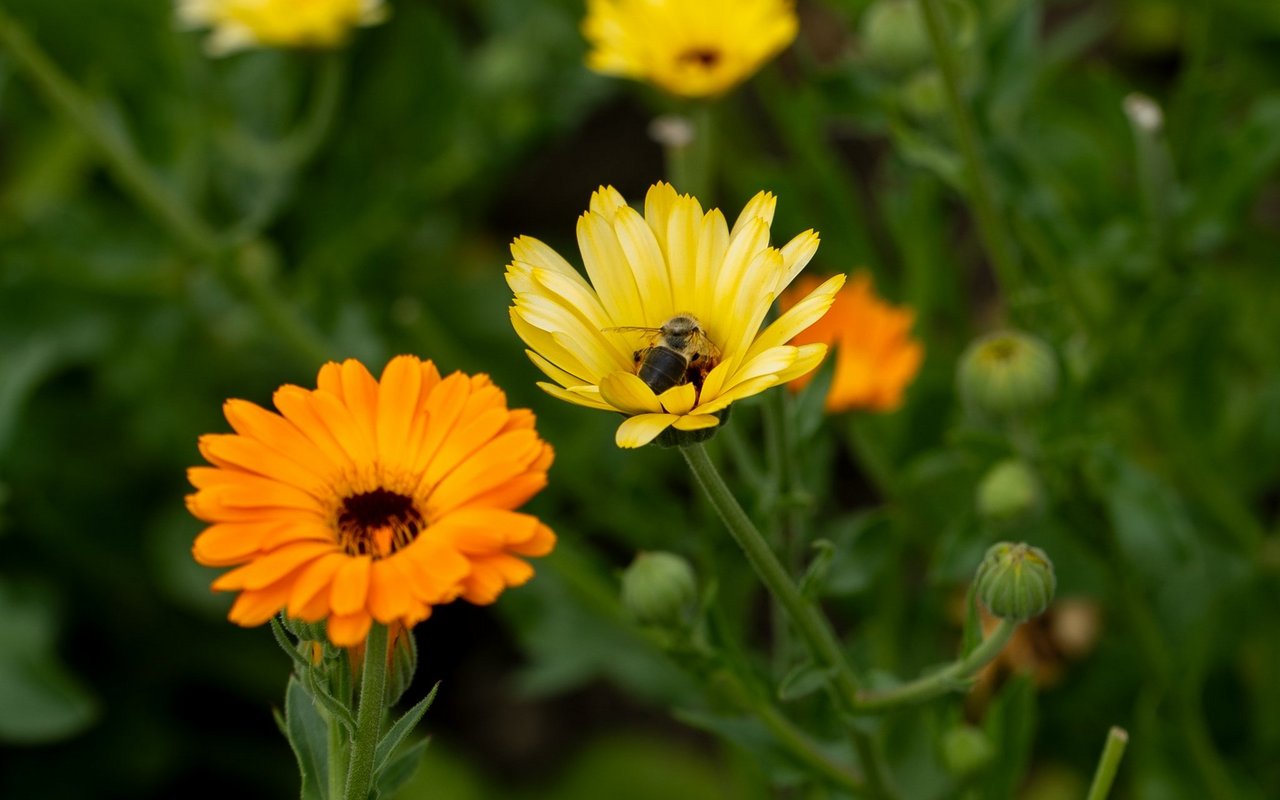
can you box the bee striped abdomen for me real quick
[637,347,689,394]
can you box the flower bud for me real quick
[975,542,1056,621]
[900,69,946,120]
[861,0,931,72]
[386,625,419,705]
[941,724,995,777]
[976,459,1042,522]
[621,551,697,627]
[957,330,1059,418]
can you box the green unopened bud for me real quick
[957,330,1059,418]
[941,724,995,777]
[975,542,1056,621]
[861,0,930,72]
[386,626,419,705]
[621,551,697,627]
[900,69,946,120]
[976,459,1042,521]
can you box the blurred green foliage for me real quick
[1,0,1279,797]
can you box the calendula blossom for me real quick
[188,356,555,646]
[507,182,844,449]
[583,0,798,98]
[177,0,386,54]
[783,271,923,412]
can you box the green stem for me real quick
[753,697,865,792]
[679,443,896,798]
[328,710,348,800]
[0,6,219,255]
[665,104,714,200]
[916,0,1023,302]
[854,618,1018,712]
[1085,727,1129,800]
[345,623,389,800]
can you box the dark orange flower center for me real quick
[677,47,722,69]
[336,489,424,559]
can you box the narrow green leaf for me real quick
[374,682,440,774]
[375,738,430,799]
[798,539,836,600]
[284,677,331,800]
[777,660,836,702]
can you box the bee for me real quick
[605,313,721,395]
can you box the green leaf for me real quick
[374,682,439,775]
[777,661,836,702]
[797,539,836,600]
[375,738,430,799]
[0,580,97,744]
[284,676,331,800]
[982,676,1036,799]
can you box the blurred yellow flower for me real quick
[783,272,923,412]
[188,356,555,646]
[507,182,843,449]
[177,0,386,54]
[583,0,798,98]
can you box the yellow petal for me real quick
[673,414,720,431]
[599,372,663,414]
[692,375,779,416]
[578,210,646,326]
[730,190,777,237]
[776,229,821,294]
[747,273,845,362]
[614,205,674,322]
[658,383,697,415]
[773,343,828,384]
[535,381,614,412]
[615,413,679,448]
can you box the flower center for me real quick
[336,488,424,559]
[677,47,722,70]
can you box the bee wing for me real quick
[689,328,722,359]
[602,326,661,334]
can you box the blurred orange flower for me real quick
[187,356,555,646]
[782,272,923,412]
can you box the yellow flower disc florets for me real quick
[583,0,799,98]
[177,0,387,55]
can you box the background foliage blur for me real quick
[1,0,1279,797]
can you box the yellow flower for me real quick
[583,0,798,98]
[187,356,556,646]
[177,0,387,54]
[507,182,844,449]
[783,272,923,412]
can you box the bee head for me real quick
[661,314,702,348]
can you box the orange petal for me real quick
[327,611,372,646]
[330,556,371,616]
[287,552,348,617]
[368,559,413,623]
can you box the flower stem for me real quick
[680,442,897,798]
[916,0,1023,301]
[854,618,1018,713]
[1085,726,1129,800]
[0,6,219,256]
[344,623,389,800]
[666,104,715,200]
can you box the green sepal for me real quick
[306,664,356,735]
[374,682,440,775]
[284,676,331,800]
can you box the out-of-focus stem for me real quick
[916,0,1023,301]
[855,618,1018,712]
[680,443,898,798]
[1085,727,1129,800]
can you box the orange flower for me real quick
[187,356,556,646]
[783,272,923,412]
